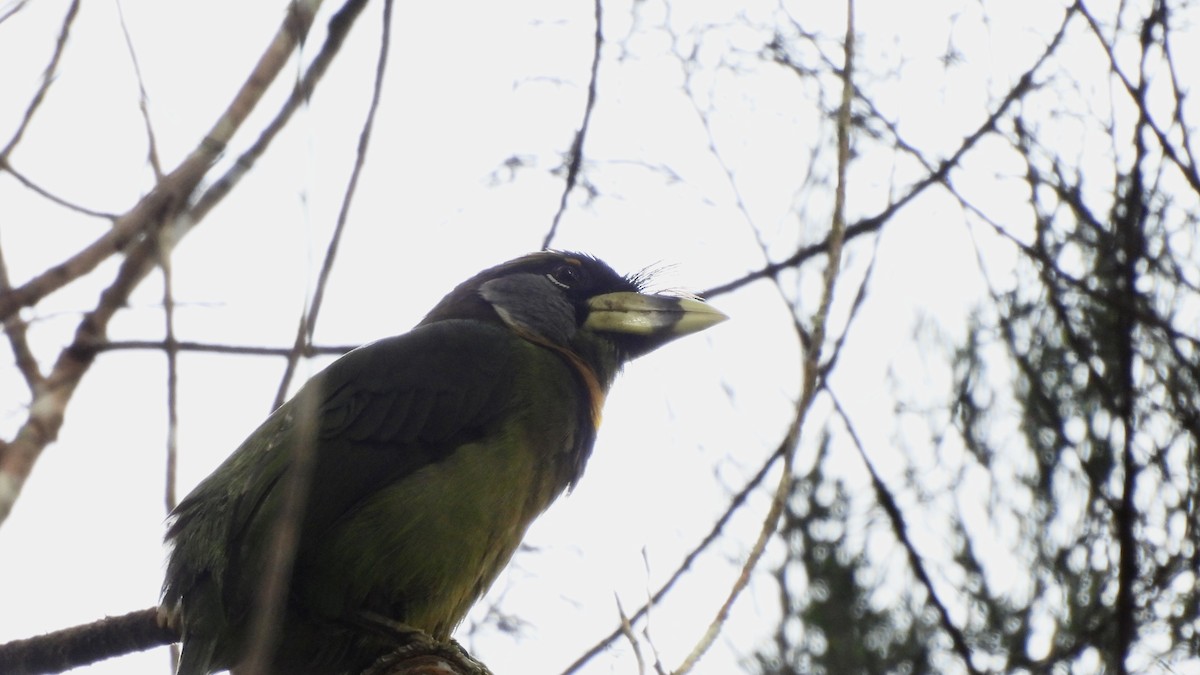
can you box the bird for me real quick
[160,251,726,674]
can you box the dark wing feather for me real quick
[294,319,518,549]
[164,319,521,667]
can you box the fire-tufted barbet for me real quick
[161,251,726,674]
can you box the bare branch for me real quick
[0,0,32,26]
[541,0,603,250]
[0,164,118,219]
[614,596,647,675]
[1076,0,1200,196]
[273,0,390,408]
[0,0,80,160]
[559,424,787,675]
[830,393,982,675]
[190,0,374,224]
[245,0,394,671]
[0,0,329,526]
[115,0,164,179]
[157,241,180,514]
[703,3,1078,301]
[675,2,853,671]
[0,608,175,673]
[0,243,42,390]
[90,339,355,358]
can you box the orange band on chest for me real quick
[513,327,606,430]
[548,345,606,430]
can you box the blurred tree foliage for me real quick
[752,2,1198,673]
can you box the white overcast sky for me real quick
[0,0,1122,674]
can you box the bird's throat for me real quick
[547,344,607,430]
[511,325,607,430]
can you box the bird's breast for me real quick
[297,345,590,640]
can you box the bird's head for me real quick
[420,251,726,372]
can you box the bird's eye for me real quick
[547,264,583,289]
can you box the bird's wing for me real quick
[164,319,523,600]
[295,319,519,546]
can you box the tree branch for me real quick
[0,0,328,526]
[541,0,603,250]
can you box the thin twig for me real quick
[615,596,646,675]
[1076,0,1200,195]
[671,404,805,675]
[157,240,179,514]
[700,2,1080,301]
[0,0,328,525]
[115,0,164,179]
[674,3,853,672]
[274,0,392,408]
[0,0,32,26]
[0,0,80,159]
[559,432,788,675]
[541,0,603,250]
[1157,3,1197,176]
[0,243,43,391]
[90,339,356,358]
[0,0,327,325]
[242,0,395,670]
[0,164,118,219]
[190,0,374,224]
[830,392,982,675]
[680,50,790,304]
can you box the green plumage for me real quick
[162,252,725,674]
